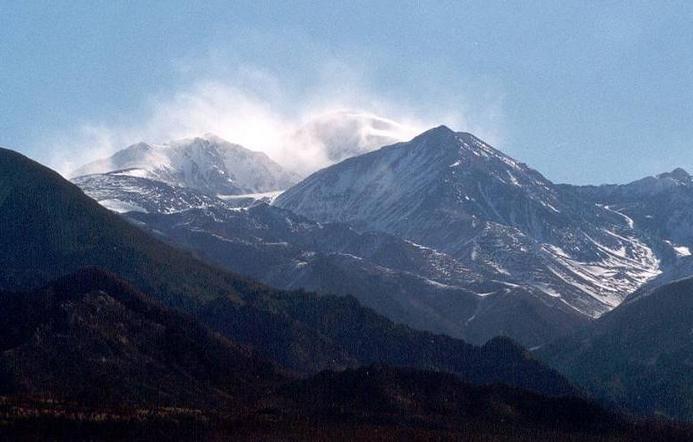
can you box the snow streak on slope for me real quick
[276,126,662,317]
[75,170,502,341]
[566,167,693,302]
[72,123,668,346]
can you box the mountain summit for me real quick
[275,125,561,239]
[658,167,691,183]
[275,126,661,324]
[71,134,299,195]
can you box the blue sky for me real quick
[2,1,693,184]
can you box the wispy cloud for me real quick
[48,62,505,177]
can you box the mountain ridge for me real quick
[71,125,665,347]
[0,146,576,397]
[275,126,661,321]
[71,134,299,196]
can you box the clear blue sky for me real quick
[2,1,693,184]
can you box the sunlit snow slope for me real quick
[72,134,298,196]
[275,126,661,317]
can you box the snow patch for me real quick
[99,199,148,214]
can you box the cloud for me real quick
[48,63,505,177]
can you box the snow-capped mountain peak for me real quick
[276,126,661,318]
[71,134,299,196]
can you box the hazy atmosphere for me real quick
[3,1,693,183]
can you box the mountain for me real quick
[74,172,484,340]
[0,147,241,307]
[72,171,235,214]
[275,126,661,340]
[71,134,299,195]
[565,168,693,296]
[0,272,686,440]
[0,268,590,440]
[74,168,585,346]
[0,265,678,439]
[0,268,283,408]
[72,126,666,347]
[566,168,693,254]
[6,146,693,437]
[0,146,575,397]
[128,203,590,346]
[135,204,484,337]
[201,291,576,397]
[538,276,693,421]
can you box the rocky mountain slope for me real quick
[76,168,583,346]
[276,126,661,319]
[566,168,693,297]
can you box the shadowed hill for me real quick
[202,291,576,396]
[539,276,693,421]
[3,362,691,441]
[278,365,690,440]
[0,268,283,408]
[0,147,245,308]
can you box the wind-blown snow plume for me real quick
[48,65,502,177]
